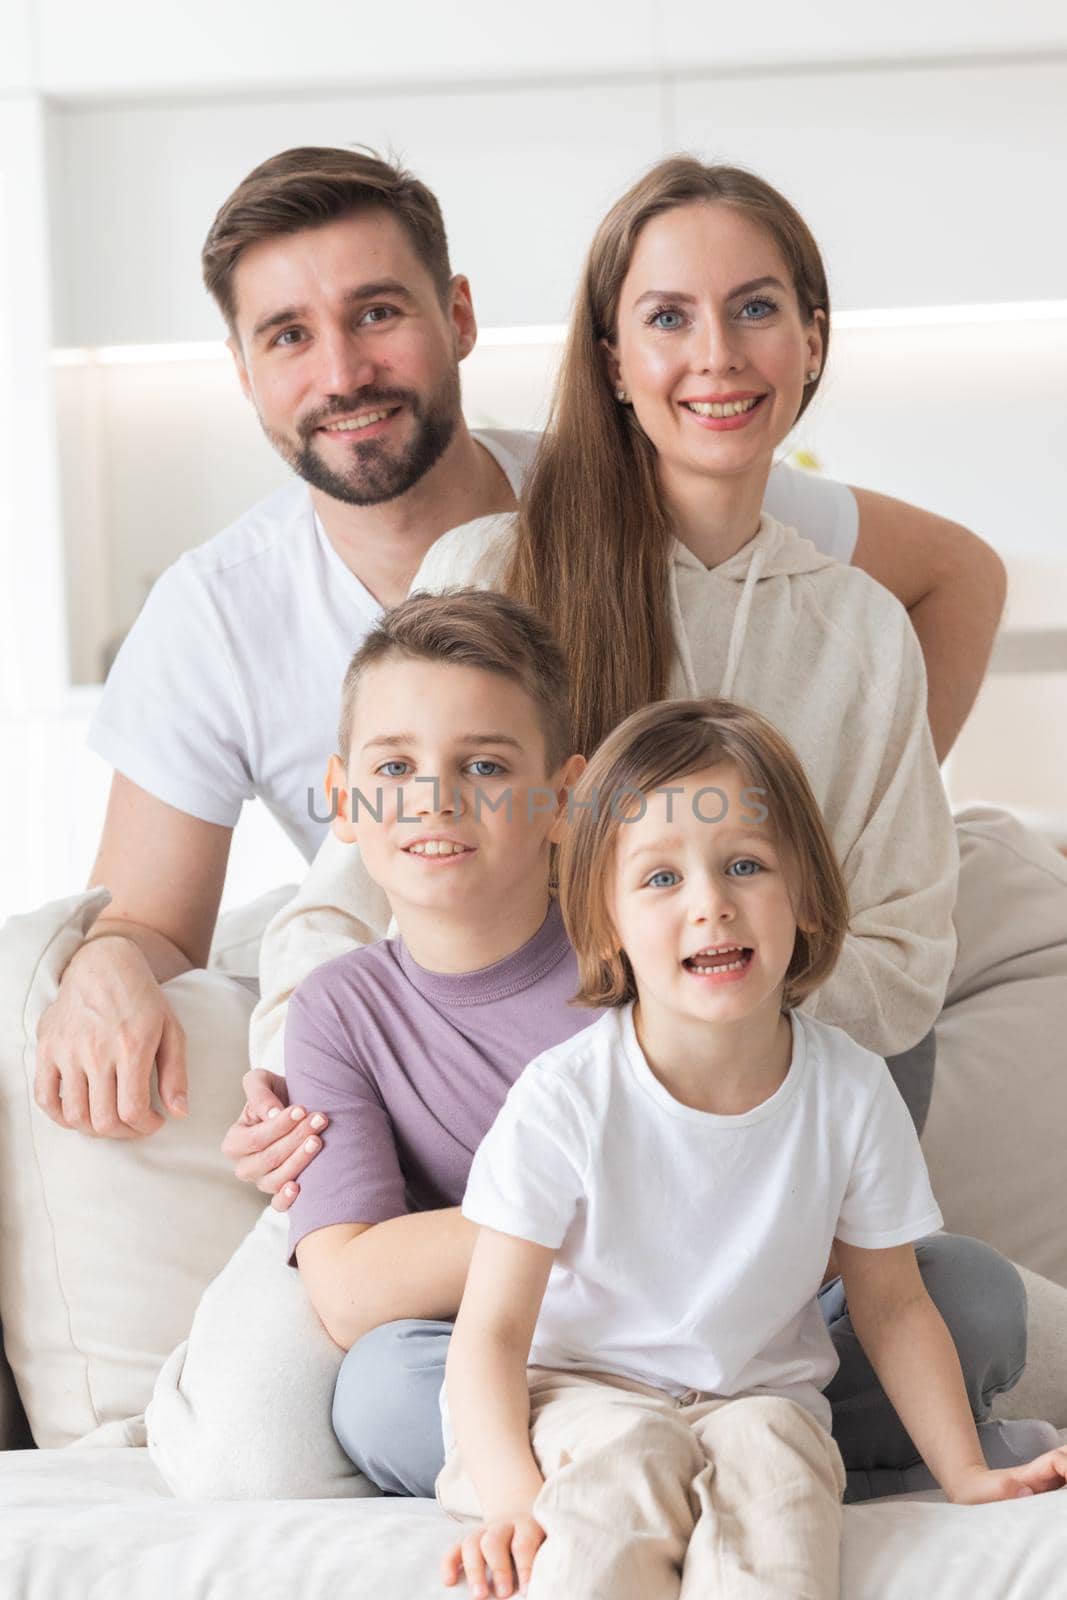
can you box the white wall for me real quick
[0,0,33,92]
[0,97,66,716]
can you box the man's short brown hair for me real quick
[202,146,452,332]
[337,588,573,774]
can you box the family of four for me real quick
[36,146,1065,1596]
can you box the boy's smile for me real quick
[326,655,583,974]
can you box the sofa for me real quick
[1,804,1066,1598]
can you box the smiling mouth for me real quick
[682,946,753,973]
[403,840,475,857]
[318,406,401,435]
[682,397,764,419]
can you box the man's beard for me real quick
[266,372,461,507]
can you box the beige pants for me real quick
[436,1367,846,1600]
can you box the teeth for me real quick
[685,398,760,418]
[686,946,749,973]
[323,409,393,432]
[407,840,469,856]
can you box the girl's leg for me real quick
[524,1372,702,1600]
[681,1396,845,1600]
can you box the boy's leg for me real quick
[822,1232,1032,1499]
[333,1318,452,1496]
[681,1395,845,1600]
[437,1369,700,1600]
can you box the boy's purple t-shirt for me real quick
[284,900,597,1261]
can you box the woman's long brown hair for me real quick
[503,158,831,757]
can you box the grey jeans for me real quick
[332,1232,1026,1504]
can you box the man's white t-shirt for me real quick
[87,430,859,861]
[457,1004,942,1431]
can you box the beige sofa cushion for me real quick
[924,806,1067,1288]
[0,888,267,1446]
[147,1202,372,1498]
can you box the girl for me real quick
[438,699,1067,1600]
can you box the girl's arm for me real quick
[445,1224,556,1520]
[836,1239,1067,1503]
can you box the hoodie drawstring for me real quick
[668,558,700,696]
[719,544,768,700]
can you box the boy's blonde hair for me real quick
[337,588,572,773]
[558,698,850,1010]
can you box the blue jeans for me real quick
[332,1232,1027,1503]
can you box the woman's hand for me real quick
[441,1515,546,1598]
[947,1446,1067,1504]
[220,1068,328,1210]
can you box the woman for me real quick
[235,159,1039,1497]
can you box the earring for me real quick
[806,369,820,383]
[615,387,629,403]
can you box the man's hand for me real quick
[34,935,188,1138]
[220,1067,328,1211]
[947,1447,1067,1505]
[441,1514,546,1598]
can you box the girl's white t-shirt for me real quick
[86,432,857,861]
[458,1004,942,1430]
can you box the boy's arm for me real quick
[445,1225,555,1519]
[850,489,1007,762]
[836,1240,1067,1502]
[296,1209,477,1349]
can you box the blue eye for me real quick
[274,328,304,346]
[645,869,680,889]
[738,297,778,321]
[467,759,504,777]
[727,859,762,877]
[645,306,686,332]
[377,760,409,778]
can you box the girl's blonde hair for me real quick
[558,698,849,1010]
[504,157,830,757]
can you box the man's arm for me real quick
[295,1210,477,1350]
[850,489,1007,762]
[34,772,233,1137]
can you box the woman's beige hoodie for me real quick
[252,513,958,1070]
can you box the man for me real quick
[34,145,1006,1141]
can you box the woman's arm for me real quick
[836,1239,1067,1503]
[850,489,1007,762]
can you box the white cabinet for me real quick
[49,78,666,347]
[32,0,1067,97]
[672,58,1067,309]
[36,0,656,96]
[659,0,1067,70]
